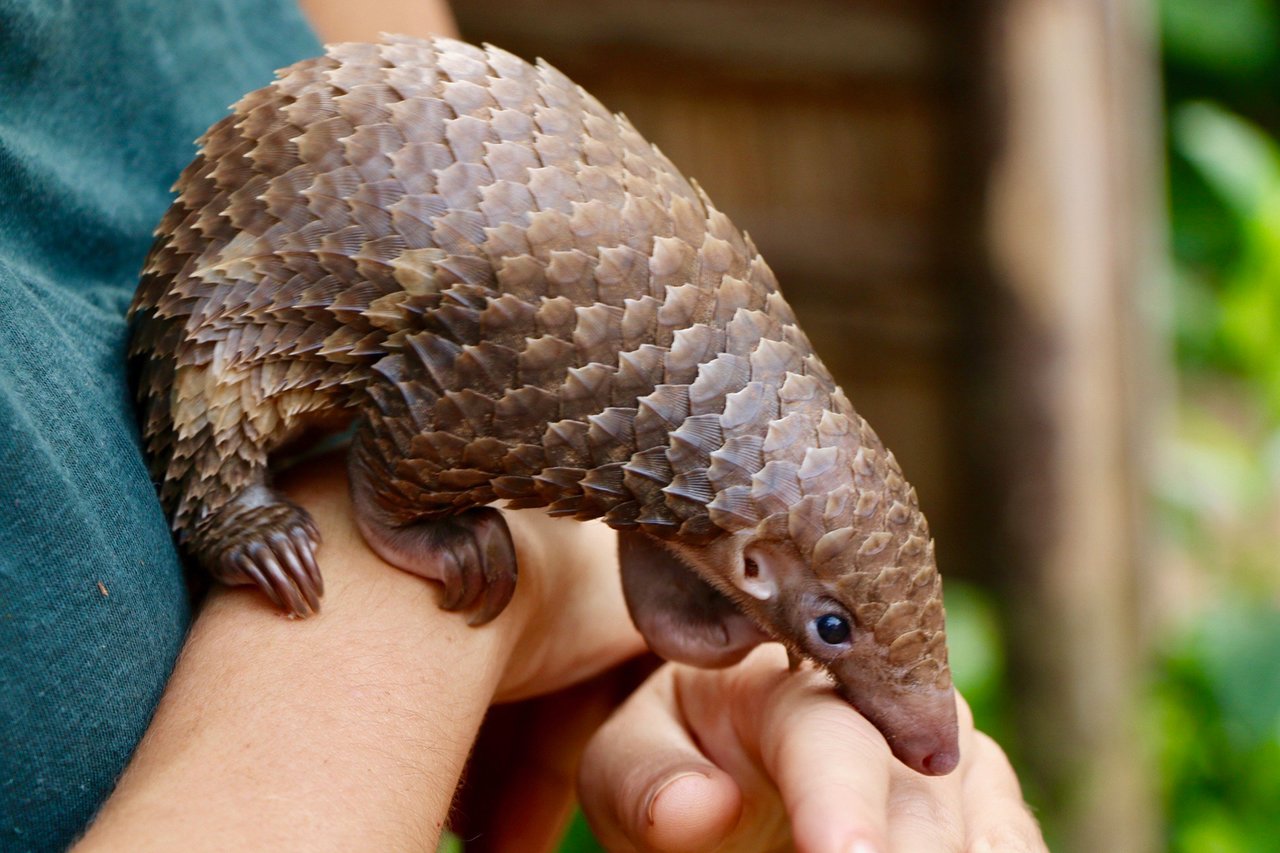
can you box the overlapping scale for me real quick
[129,34,947,690]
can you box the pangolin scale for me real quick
[128,35,958,775]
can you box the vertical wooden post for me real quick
[983,0,1164,849]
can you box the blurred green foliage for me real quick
[1161,0,1280,83]
[558,811,604,853]
[1150,599,1280,853]
[941,581,1010,746]
[1159,0,1280,851]
[1172,101,1280,416]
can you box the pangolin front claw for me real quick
[465,510,518,626]
[356,506,518,625]
[202,488,323,617]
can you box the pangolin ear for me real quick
[733,545,781,602]
[618,530,769,668]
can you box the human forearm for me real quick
[298,0,458,42]
[74,464,517,852]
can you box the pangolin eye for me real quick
[815,613,851,645]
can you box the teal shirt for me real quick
[0,2,320,848]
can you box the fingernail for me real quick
[645,770,711,825]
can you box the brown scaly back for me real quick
[129,35,956,774]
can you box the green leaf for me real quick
[1161,0,1280,75]
[1173,101,1280,217]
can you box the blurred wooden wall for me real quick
[452,1,1163,850]
[453,0,973,556]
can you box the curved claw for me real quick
[467,572,516,626]
[290,527,324,597]
[268,531,322,615]
[234,553,280,610]
[214,522,325,617]
[256,546,308,616]
[357,506,519,624]
[201,490,325,616]
[466,512,518,626]
[437,531,484,613]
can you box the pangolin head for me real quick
[670,388,958,775]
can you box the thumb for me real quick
[578,665,742,852]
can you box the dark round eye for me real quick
[815,614,851,645]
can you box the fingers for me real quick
[586,648,1047,853]
[883,695,969,852]
[759,680,1040,853]
[593,646,902,853]
[579,666,743,852]
[884,693,1044,853]
[724,652,896,853]
[884,770,966,853]
[960,733,1050,853]
[455,668,636,853]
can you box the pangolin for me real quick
[128,35,958,775]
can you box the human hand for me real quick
[578,646,1048,853]
[483,506,647,702]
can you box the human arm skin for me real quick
[73,459,643,852]
[77,0,647,844]
[297,0,459,45]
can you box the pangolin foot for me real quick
[357,507,517,625]
[203,489,323,617]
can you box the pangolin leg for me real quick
[199,485,323,617]
[355,506,518,625]
[346,396,519,624]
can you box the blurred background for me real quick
[446,1,1280,850]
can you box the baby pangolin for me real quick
[128,35,958,775]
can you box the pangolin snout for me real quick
[832,659,961,776]
[892,725,961,776]
[871,687,960,776]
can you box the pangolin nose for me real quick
[922,748,960,776]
